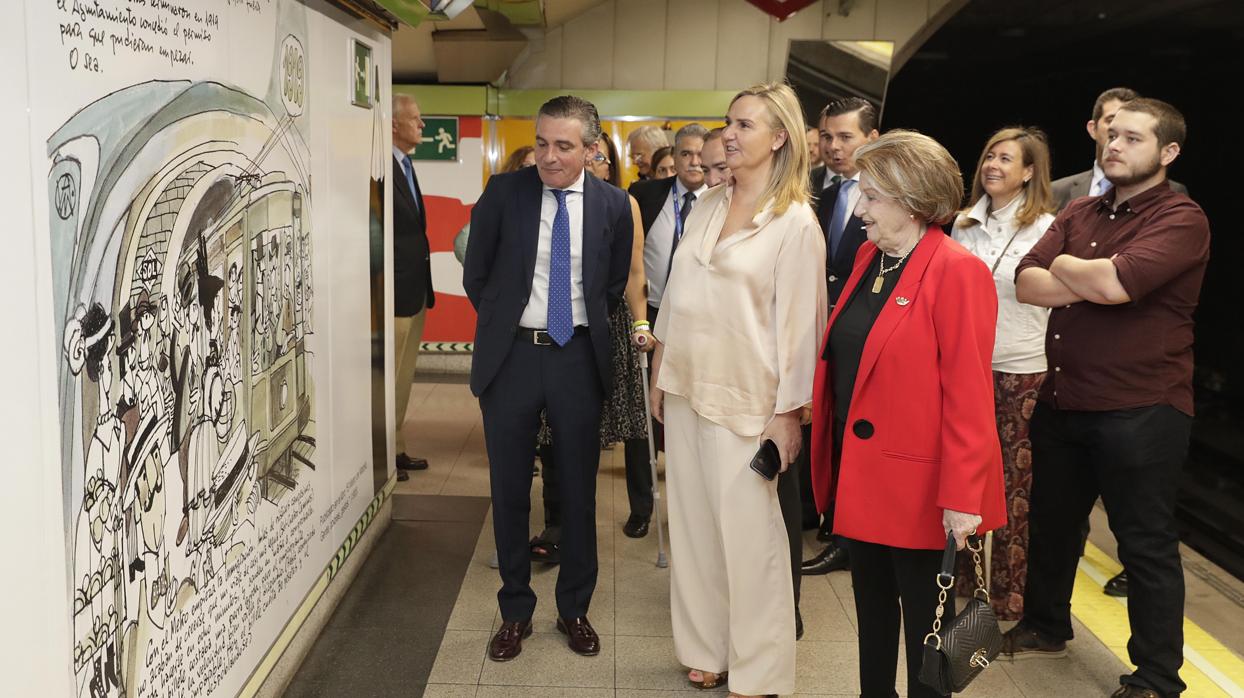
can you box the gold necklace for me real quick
[872,247,914,293]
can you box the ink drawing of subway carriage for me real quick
[50,79,317,696]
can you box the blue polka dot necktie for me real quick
[547,189,573,346]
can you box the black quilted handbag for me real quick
[918,532,1003,694]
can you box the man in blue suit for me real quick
[464,95,633,663]
[800,97,878,575]
[391,94,436,475]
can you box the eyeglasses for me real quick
[590,153,611,165]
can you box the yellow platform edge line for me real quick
[1074,542,1244,697]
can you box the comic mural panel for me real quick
[29,0,372,695]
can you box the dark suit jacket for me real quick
[809,165,828,210]
[464,167,634,396]
[1052,167,1188,211]
[817,180,869,306]
[628,176,676,234]
[393,157,435,316]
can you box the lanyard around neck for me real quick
[672,186,687,242]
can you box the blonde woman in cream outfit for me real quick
[650,83,827,698]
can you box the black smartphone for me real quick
[749,439,781,481]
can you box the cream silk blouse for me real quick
[654,184,828,437]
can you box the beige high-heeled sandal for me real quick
[687,669,728,690]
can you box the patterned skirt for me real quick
[538,303,649,448]
[956,370,1046,620]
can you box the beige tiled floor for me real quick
[399,378,1244,697]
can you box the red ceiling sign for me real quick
[745,0,818,21]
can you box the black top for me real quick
[826,250,912,418]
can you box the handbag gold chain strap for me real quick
[924,537,988,650]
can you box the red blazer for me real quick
[810,229,1006,550]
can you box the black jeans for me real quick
[1023,403,1191,696]
[848,539,948,698]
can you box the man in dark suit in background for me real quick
[800,96,878,576]
[391,94,436,475]
[1053,87,1187,212]
[464,95,633,663]
[626,123,707,532]
[629,121,707,333]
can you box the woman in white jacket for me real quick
[951,126,1056,620]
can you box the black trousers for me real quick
[623,438,654,519]
[797,423,821,528]
[848,539,949,698]
[778,457,803,608]
[1023,403,1191,696]
[480,334,604,621]
[799,422,846,541]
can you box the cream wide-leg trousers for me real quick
[665,394,796,696]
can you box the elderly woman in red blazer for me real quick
[809,130,1007,698]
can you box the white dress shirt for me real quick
[1089,161,1111,197]
[520,170,589,329]
[952,193,1054,374]
[644,178,708,308]
[822,170,862,233]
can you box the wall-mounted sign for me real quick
[413,117,459,160]
[351,39,373,108]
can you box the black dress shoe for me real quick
[622,515,650,538]
[1104,570,1129,597]
[396,471,409,482]
[488,620,533,662]
[999,621,1068,659]
[1110,685,1162,698]
[557,616,601,656]
[396,453,429,471]
[801,542,849,576]
[796,607,804,640]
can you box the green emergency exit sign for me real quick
[413,117,459,161]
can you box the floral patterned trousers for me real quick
[957,370,1046,620]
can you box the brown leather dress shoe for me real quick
[488,620,532,662]
[556,616,600,656]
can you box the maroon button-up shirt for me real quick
[1016,181,1210,416]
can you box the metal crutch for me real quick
[638,352,669,568]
